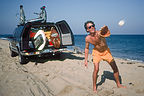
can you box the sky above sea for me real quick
[0,0,144,35]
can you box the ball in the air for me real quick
[118,20,125,26]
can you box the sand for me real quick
[0,39,144,96]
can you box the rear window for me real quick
[58,24,69,34]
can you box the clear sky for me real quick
[0,0,144,35]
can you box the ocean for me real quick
[0,34,144,62]
[71,35,144,62]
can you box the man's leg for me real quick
[109,60,125,88]
[93,62,99,92]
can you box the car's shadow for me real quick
[27,52,84,64]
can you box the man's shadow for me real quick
[96,71,122,87]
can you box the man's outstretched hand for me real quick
[84,61,88,68]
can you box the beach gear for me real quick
[50,27,61,48]
[28,6,47,23]
[19,5,26,25]
[33,30,46,50]
[118,20,125,26]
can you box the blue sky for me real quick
[0,0,144,35]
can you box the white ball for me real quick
[118,20,125,26]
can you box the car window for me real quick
[58,24,69,34]
[14,26,24,38]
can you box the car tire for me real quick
[10,48,17,57]
[18,53,29,64]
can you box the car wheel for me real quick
[18,53,28,64]
[9,48,17,57]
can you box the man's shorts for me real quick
[92,48,114,64]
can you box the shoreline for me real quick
[0,39,144,96]
[67,47,144,63]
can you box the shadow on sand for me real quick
[26,52,84,65]
[97,71,122,87]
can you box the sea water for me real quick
[72,35,144,62]
[0,34,144,62]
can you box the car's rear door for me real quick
[56,20,74,46]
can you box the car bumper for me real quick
[21,48,66,56]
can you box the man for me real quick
[84,21,125,92]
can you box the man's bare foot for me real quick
[93,89,97,93]
[117,84,126,88]
[93,87,97,93]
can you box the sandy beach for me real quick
[0,39,144,96]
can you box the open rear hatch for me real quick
[56,20,74,46]
[20,20,74,52]
[21,22,60,51]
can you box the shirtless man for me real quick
[84,21,125,92]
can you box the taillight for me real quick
[30,31,36,38]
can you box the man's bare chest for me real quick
[89,36,101,45]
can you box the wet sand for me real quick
[0,39,144,96]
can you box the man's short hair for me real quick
[84,21,95,32]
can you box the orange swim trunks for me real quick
[92,48,114,64]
